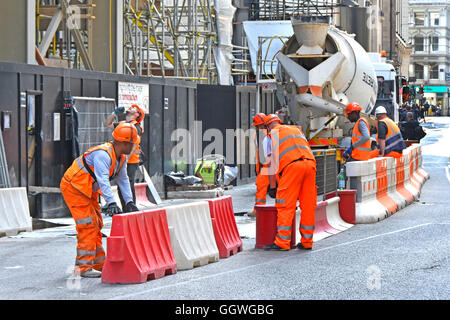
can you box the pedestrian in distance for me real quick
[401,112,426,142]
[60,122,140,278]
[374,106,406,158]
[343,102,379,162]
[105,104,145,209]
[262,115,317,251]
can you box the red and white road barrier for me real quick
[346,143,428,223]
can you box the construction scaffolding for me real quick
[36,0,94,69]
[249,0,340,20]
[123,0,218,83]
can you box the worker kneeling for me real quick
[263,115,317,251]
[60,122,140,278]
[343,102,379,161]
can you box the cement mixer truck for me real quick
[274,16,379,145]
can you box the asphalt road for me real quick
[0,117,449,304]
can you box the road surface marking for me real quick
[109,222,449,300]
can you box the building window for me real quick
[430,36,439,51]
[414,12,424,26]
[415,64,424,79]
[429,64,439,79]
[414,36,424,52]
[430,12,440,26]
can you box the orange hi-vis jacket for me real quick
[351,118,373,160]
[269,124,316,175]
[127,120,143,164]
[377,117,406,156]
[61,142,126,199]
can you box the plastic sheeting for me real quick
[242,20,294,75]
[214,0,236,85]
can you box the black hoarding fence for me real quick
[0,62,275,218]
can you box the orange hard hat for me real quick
[127,104,145,123]
[264,114,282,126]
[345,102,362,115]
[112,121,138,143]
[252,113,267,126]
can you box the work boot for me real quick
[80,268,102,278]
[263,243,289,251]
[247,209,256,218]
[296,243,312,250]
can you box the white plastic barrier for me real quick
[346,159,389,223]
[325,197,354,231]
[294,197,353,243]
[344,144,429,224]
[416,144,430,181]
[402,150,420,200]
[165,201,219,270]
[0,187,32,236]
[386,157,408,210]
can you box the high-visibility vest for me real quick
[127,120,143,164]
[61,142,126,199]
[351,118,373,161]
[377,117,406,155]
[270,124,315,175]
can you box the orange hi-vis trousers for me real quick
[255,171,270,206]
[274,159,317,249]
[60,179,106,273]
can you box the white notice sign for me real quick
[118,82,150,113]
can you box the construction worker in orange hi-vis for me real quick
[263,114,317,251]
[374,106,406,158]
[343,102,379,161]
[105,104,146,208]
[60,122,140,278]
[249,113,269,216]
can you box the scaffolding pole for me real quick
[123,0,219,83]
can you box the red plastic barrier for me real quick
[337,190,357,224]
[255,205,296,249]
[207,196,243,258]
[101,209,177,284]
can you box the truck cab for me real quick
[368,52,399,123]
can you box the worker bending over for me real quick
[263,114,317,251]
[375,106,406,158]
[343,102,378,161]
[60,122,140,278]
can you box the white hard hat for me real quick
[374,106,387,115]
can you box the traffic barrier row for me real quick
[345,143,429,223]
[0,187,32,237]
[102,195,242,284]
[255,193,354,247]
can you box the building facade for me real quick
[408,0,450,114]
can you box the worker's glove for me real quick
[123,201,139,213]
[267,186,277,199]
[343,146,353,160]
[103,202,122,216]
[113,106,125,115]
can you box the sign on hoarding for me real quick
[118,82,149,113]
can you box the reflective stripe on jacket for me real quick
[270,124,315,175]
